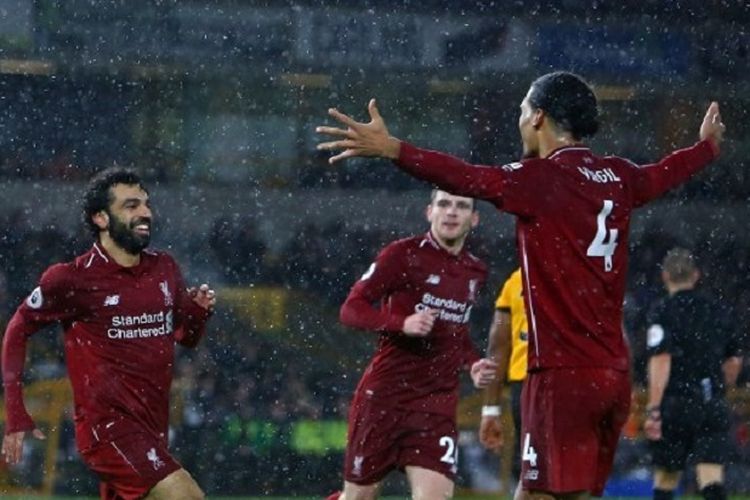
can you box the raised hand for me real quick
[316,99,401,164]
[402,308,439,337]
[188,284,216,312]
[699,101,726,149]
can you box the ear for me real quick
[470,210,479,228]
[92,210,109,231]
[532,108,544,130]
[425,204,433,223]
[661,269,669,285]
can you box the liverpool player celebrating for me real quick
[2,168,215,500]
[317,72,725,498]
[331,189,497,500]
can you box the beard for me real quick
[108,212,151,255]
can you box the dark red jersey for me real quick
[396,140,718,372]
[340,232,487,417]
[2,243,209,451]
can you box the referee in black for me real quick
[644,248,743,500]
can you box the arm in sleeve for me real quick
[3,265,76,434]
[173,264,210,348]
[339,244,409,334]
[396,143,538,217]
[628,140,718,207]
[3,312,41,433]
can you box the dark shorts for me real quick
[79,417,181,500]
[520,367,631,496]
[650,397,731,471]
[343,396,458,485]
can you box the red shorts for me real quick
[79,417,181,500]
[520,367,630,496]
[343,395,458,485]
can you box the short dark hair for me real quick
[528,71,599,140]
[430,188,476,211]
[82,167,147,238]
[661,247,698,283]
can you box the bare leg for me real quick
[144,468,204,500]
[653,468,681,491]
[341,480,383,500]
[405,465,454,500]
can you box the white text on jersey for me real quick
[577,166,621,183]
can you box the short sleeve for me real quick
[495,274,514,312]
[645,302,671,356]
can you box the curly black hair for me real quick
[82,167,147,238]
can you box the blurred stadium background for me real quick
[0,0,748,497]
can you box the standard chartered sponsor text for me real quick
[416,293,472,324]
[108,310,173,339]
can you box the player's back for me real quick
[395,139,717,372]
[518,146,639,371]
[650,290,736,398]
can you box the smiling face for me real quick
[101,183,152,255]
[426,190,478,252]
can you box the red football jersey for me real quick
[2,243,209,450]
[396,140,717,371]
[340,232,487,417]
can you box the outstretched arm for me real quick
[630,102,725,206]
[317,100,509,209]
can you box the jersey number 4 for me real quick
[587,200,618,272]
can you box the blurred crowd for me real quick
[1,203,749,495]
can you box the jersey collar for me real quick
[422,231,467,260]
[546,144,591,161]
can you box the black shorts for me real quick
[650,397,731,471]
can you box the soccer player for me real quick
[316,71,725,498]
[479,267,527,486]
[2,168,215,500]
[644,248,742,500]
[330,189,497,500]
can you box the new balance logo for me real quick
[425,274,441,285]
[103,295,120,306]
[147,448,165,470]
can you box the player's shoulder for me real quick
[39,260,77,286]
[378,235,418,256]
[462,249,488,275]
[646,295,669,321]
[384,233,443,255]
[601,154,640,170]
[143,248,178,263]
